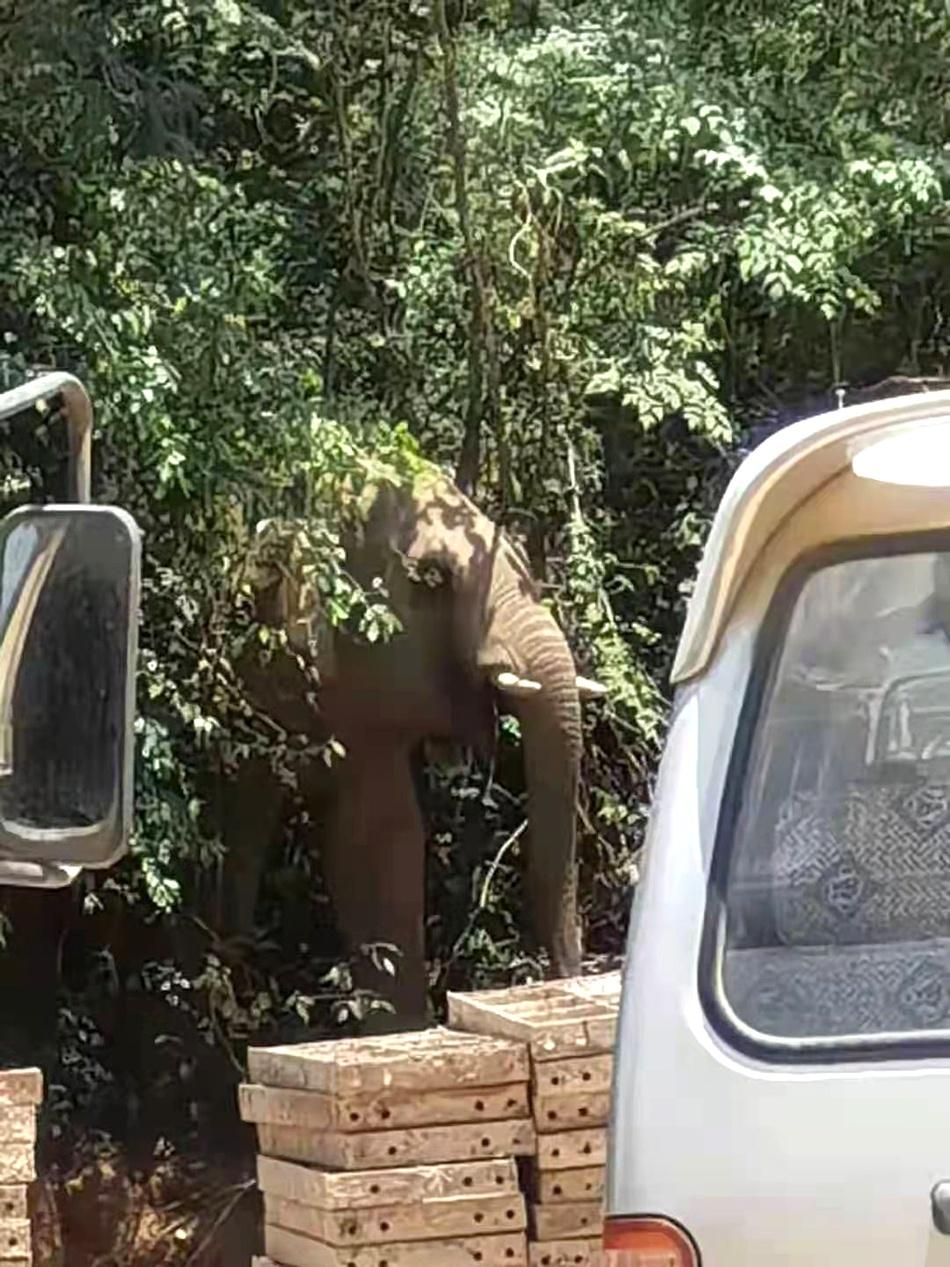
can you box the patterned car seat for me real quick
[724,677,950,1039]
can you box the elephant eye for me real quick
[403,554,450,588]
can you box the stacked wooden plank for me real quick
[0,1069,42,1267]
[241,1027,536,1267]
[448,973,621,1267]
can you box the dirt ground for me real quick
[32,1147,261,1267]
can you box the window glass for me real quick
[720,546,950,1042]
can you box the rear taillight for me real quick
[603,1216,700,1266]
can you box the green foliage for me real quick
[3,0,950,1152]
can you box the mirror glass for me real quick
[0,506,139,865]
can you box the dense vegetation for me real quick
[3,0,950,1257]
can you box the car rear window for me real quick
[711,541,950,1053]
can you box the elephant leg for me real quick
[0,887,72,1064]
[214,756,286,941]
[321,742,429,1030]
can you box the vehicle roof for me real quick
[672,388,950,684]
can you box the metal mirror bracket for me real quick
[0,373,92,505]
[0,859,81,888]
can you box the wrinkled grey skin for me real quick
[214,474,586,1027]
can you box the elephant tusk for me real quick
[493,670,543,696]
[576,674,608,700]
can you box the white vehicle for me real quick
[606,389,950,1265]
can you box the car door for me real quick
[609,512,950,1265]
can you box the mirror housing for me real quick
[0,504,140,868]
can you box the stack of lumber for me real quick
[241,1027,536,1267]
[0,1068,42,1267]
[448,972,621,1267]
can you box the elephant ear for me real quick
[401,553,454,592]
[248,519,335,674]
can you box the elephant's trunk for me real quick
[499,596,583,977]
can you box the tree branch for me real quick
[432,0,494,497]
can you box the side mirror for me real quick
[0,505,140,867]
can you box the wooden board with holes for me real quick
[531,1202,602,1242]
[533,1091,609,1133]
[248,1028,528,1097]
[0,1191,26,1223]
[265,1189,527,1245]
[531,1055,613,1100]
[535,1130,606,1172]
[264,1225,528,1267]
[257,1118,536,1170]
[528,1238,603,1267]
[0,1149,33,1186]
[257,1155,520,1211]
[0,1109,34,1146]
[534,1168,604,1206]
[447,986,615,1062]
[0,1073,41,1109]
[240,1081,529,1133]
[0,1219,30,1260]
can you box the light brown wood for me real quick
[534,1168,604,1205]
[0,1219,30,1259]
[536,1130,606,1172]
[248,1027,528,1097]
[257,1118,536,1170]
[0,1190,27,1222]
[0,1072,41,1109]
[532,1056,613,1100]
[533,1091,608,1133]
[447,988,616,1062]
[0,1148,33,1185]
[532,1202,602,1241]
[240,1081,529,1133]
[257,1155,519,1210]
[265,1225,528,1267]
[528,1238,603,1266]
[0,1110,34,1146]
[265,1190,526,1244]
[561,973,621,1007]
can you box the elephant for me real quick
[213,469,605,1025]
